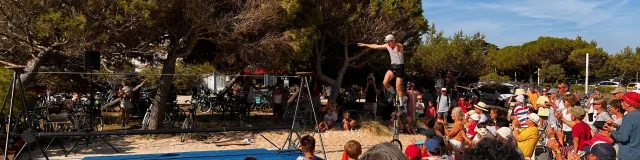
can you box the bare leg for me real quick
[121,108,126,126]
[396,77,404,101]
[349,120,357,131]
[382,70,395,89]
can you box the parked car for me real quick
[457,86,481,100]
[597,81,620,87]
[476,83,515,107]
[627,82,640,90]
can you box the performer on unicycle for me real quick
[358,34,405,106]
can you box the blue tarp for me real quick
[82,149,303,160]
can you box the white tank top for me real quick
[386,45,404,64]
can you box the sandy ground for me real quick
[26,129,424,160]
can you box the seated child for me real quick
[343,111,357,131]
[341,140,362,160]
[318,107,338,132]
[297,135,324,160]
[416,114,428,133]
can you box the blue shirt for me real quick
[611,109,640,160]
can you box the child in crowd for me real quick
[426,101,437,118]
[297,135,324,160]
[416,95,425,119]
[416,114,427,133]
[318,107,337,133]
[466,114,479,139]
[343,111,357,131]
[341,140,362,160]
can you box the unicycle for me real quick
[389,91,402,150]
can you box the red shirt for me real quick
[572,122,593,151]
[426,106,437,117]
[467,121,477,138]
[405,144,422,159]
[458,101,471,113]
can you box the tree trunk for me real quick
[529,74,534,87]
[20,51,48,86]
[149,54,178,130]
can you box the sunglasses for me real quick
[593,103,601,105]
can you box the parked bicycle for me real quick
[181,102,197,142]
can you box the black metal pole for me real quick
[3,72,16,160]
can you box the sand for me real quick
[26,129,424,160]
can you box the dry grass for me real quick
[360,120,392,137]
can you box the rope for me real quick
[2,71,302,77]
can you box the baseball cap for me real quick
[515,95,525,103]
[622,92,640,107]
[548,88,559,94]
[420,128,436,138]
[569,107,586,118]
[470,114,480,121]
[584,143,616,160]
[611,87,627,94]
[425,139,440,152]
[404,144,421,159]
[384,34,395,42]
[441,88,447,91]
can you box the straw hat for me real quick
[515,89,526,95]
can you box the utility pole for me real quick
[585,53,589,94]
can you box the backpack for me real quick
[532,145,554,160]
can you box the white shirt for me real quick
[386,45,404,64]
[478,113,488,123]
[562,108,572,132]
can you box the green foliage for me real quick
[138,62,215,91]
[479,73,510,83]
[487,36,604,80]
[411,25,490,77]
[539,61,565,83]
[0,68,36,114]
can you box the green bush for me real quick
[0,68,36,115]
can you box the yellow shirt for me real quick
[527,92,540,108]
[517,127,540,157]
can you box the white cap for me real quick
[441,88,447,91]
[527,113,541,124]
[470,114,480,121]
[515,95,525,103]
[497,127,512,139]
[384,34,395,42]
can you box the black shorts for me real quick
[389,64,405,78]
[273,103,284,115]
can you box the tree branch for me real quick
[0,59,19,67]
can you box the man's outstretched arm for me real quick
[357,43,387,50]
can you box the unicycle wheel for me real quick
[390,139,402,150]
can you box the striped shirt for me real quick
[514,104,531,128]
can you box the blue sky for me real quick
[421,0,640,54]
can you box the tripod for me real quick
[1,67,49,160]
[64,70,118,157]
[261,72,326,159]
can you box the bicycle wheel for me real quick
[94,117,104,131]
[200,101,212,113]
[180,118,192,142]
[141,112,150,130]
[163,113,171,124]
[390,139,402,150]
